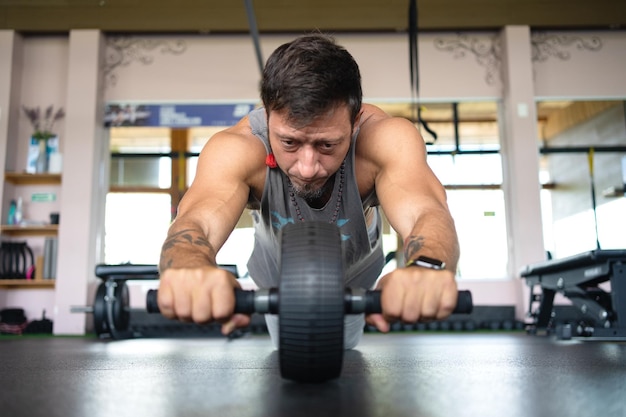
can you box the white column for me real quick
[0,31,24,214]
[499,26,546,318]
[53,30,108,335]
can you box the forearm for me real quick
[159,219,219,272]
[402,205,460,272]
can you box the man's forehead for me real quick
[268,106,350,129]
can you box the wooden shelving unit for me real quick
[0,279,55,289]
[4,172,61,185]
[2,172,61,291]
[0,224,58,237]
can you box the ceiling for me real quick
[1,0,625,33]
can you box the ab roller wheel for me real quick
[278,222,345,382]
[146,221,473,383]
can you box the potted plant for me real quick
[22,105,65,173]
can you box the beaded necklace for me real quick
[288,161,345,223]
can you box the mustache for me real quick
[290,181,326,201]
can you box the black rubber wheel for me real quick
[278,221,345,383]
[93,282,108,336]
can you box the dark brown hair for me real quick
[261,34,362,126]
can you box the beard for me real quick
[291,182,325,201]
[290,177,334,202]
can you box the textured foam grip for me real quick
[146,288,257,315]
[455,290,473,314]
[364,290,473,315]
[234,289,256,314]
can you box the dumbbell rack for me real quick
[521,249,626,341]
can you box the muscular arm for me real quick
[159,123,262,272]
[368,116,459,269]
[157,120,265,330]
[359,109,460,329]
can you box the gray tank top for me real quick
[246,108,385,290]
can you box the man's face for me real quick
[267,105,354,200]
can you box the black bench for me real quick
[520,249,626,340]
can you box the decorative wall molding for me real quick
[433,33,502,88]
[103,37,187,88]
[530,32,603,62]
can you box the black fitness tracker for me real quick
[405,255,446,270]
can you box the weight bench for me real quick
[520,249,626,341]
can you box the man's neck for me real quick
[304,174,336,209]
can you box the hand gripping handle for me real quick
[146,289,473,315]
[362,289,473,314]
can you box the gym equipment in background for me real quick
[521,249,626,341]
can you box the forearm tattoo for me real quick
[404,235,425,261]
[160,229,215,270]
[162,229,212,251]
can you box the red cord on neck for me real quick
[265,153,277,168]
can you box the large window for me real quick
[105,127,177,265]
[104,125,254,271]
[537,100,626,259]
[406,101,508,279]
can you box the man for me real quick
[157,34,460,349]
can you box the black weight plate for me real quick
[112,282,130,332]
[279,221,345,383]
[93,282,108,336]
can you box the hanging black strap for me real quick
[244,0,264,75]
[408,0,437,143]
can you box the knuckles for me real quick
[379,267,458,324]
[157,267,238,324]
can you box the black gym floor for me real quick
[1,332,625,417]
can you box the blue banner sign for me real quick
[104,103,257,127]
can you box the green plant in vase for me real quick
[22,105,65,173]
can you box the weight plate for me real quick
[112,282,130,332]
[93,282,108,336]
[279,221,345,383]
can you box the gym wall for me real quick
[1,28,626,332]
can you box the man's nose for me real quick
[297,147,320,179]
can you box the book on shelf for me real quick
[43,237,58,280]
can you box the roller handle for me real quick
[363,289,472,315]
[146,289,473,315]
[146,289,258,315]
[234,288,256,314]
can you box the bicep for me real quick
[176,132,261,251]
[372,119,449,239]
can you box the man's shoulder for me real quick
[358,104,422,147]
[359,103,415,131]
[214,116,263,148]
[204,118,267,177]
[355,104,426,176]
